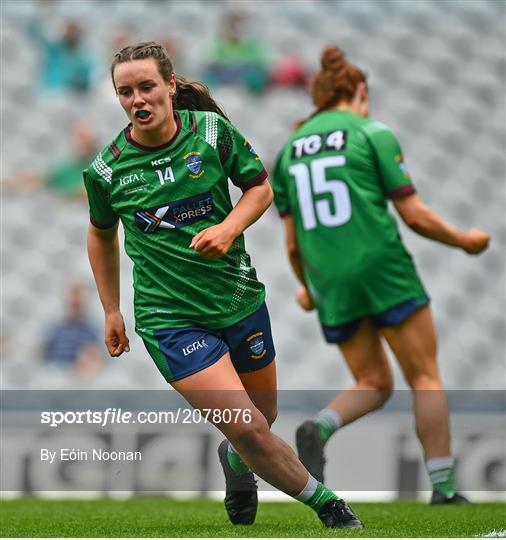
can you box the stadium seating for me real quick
[1,0,504,390]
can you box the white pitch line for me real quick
[478,530,506,538]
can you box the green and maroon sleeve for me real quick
[219,118,268,191]
[367,125,416,199]
[83,170,119,229]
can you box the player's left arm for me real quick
[393,193,490,254]
[191,116,273,259]
[190,180,273,259]
[370,124,490,255]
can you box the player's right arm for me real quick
[279,215,313,311]
[87,223,130,357]
[393,194,490,254]
[84,166,129,357]
[271,149,315,311]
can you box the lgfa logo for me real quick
[182,339,209,356]
[120,170,146,186]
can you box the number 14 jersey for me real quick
[84,110,267,332]
[272,110,427,327]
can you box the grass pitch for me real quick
[0,498,504,537]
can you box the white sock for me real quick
[426,456,454,472]
[316,408,343,431]
[426,456,454,483]
[294,473,318,502]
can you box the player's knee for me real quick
[407,372,442,390]
[359,373,393,398]
[228,416,271,455]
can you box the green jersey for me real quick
[272,110,427,326]
[84,110,267,332]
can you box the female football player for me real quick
[272,45,490,504]
[85,42,362,528]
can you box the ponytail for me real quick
[312,45,366,111]
[296,45,367,129]
[173,75,228,119]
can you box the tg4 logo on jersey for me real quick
[291,130,347,159]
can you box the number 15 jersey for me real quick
[272,110,427,327]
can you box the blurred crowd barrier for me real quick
[1,0,505,390]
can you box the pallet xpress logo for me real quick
[247,332,266,360]
[135,192,214,233]
[184,151,204,179]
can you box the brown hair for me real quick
[293,45,367,129]
[111,41,228,118]
[311,45,367,111]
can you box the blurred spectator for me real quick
[5,121,99,201]
[27,16,96,94]
[271,54,310,90]
[42,283,104,381]
[202,12,270,95]
[95,25,134,104]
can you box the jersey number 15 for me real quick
[289,156,351,231]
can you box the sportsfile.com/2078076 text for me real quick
[40,408,253,427]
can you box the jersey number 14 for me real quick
[289,156,351,230]
[155,166,175,185]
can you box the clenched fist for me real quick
[462,228,490,255]
[189,224,236,259]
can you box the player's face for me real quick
[113,58,176,137]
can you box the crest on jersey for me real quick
[247,332,266,360]
[247,142,257,155]
[184,151,204,179]
[395,154,411,179]
[245,140,260,160]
